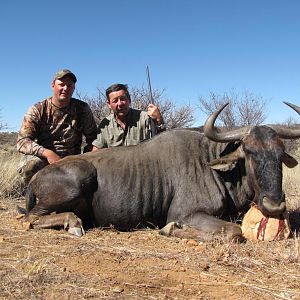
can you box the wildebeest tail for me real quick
[25,183,36,212]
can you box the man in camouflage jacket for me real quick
[17,69,97,184]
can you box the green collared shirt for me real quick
[93,108,162,149]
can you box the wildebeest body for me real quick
[89,130,234,229]
[26,130,250,239]
[25,102,300,241]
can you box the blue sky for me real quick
[1,0,300,131]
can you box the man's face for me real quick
[107,89,130,118]
[52,76,75,103]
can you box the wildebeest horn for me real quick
[268,102,300,139]
[204,103,250,142]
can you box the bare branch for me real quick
[279,117,300,154]
[199,90,267,128]
[0,108,8,131]
[77,86,195,129]
[76,89,109,124]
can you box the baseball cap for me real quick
[53,69,77,83]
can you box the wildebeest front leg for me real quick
[160,212,243,242]
[24,158,98,236]
[29,212,84,237]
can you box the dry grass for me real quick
[283,163,300,210]
[0,132,26,198]
[1,133,300,299]
[283,154,300,236]
[0,151,24,199]
[1,196,300,299]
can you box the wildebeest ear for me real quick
[283,152,298,168]
[207,147,244,171]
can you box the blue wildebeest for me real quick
[23,102,300,241]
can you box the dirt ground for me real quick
[1,197,300,299]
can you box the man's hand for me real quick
[147,103,163,125]
[91,146,100,152]
[41,149,61,164]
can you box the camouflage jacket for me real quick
[17,97,97,157]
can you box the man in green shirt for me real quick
[92,83,165,150]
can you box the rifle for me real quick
[146,66,158,138]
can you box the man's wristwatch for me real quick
[157,123,166,131]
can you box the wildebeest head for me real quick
[204,102,300,217]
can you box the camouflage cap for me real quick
[53,69,77,83]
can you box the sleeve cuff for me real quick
[37,147,45,157]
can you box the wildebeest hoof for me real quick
[68,226,85,237]
[22,221,32,231]
[16,213,25,220]
[16,205,27,215]
[159,222,181,236]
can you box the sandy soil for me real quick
[1,197,300,300]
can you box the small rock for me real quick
[195,244,206,253]
[113,286,124,293]
[199,261,210,271]
[186,239,198,246]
